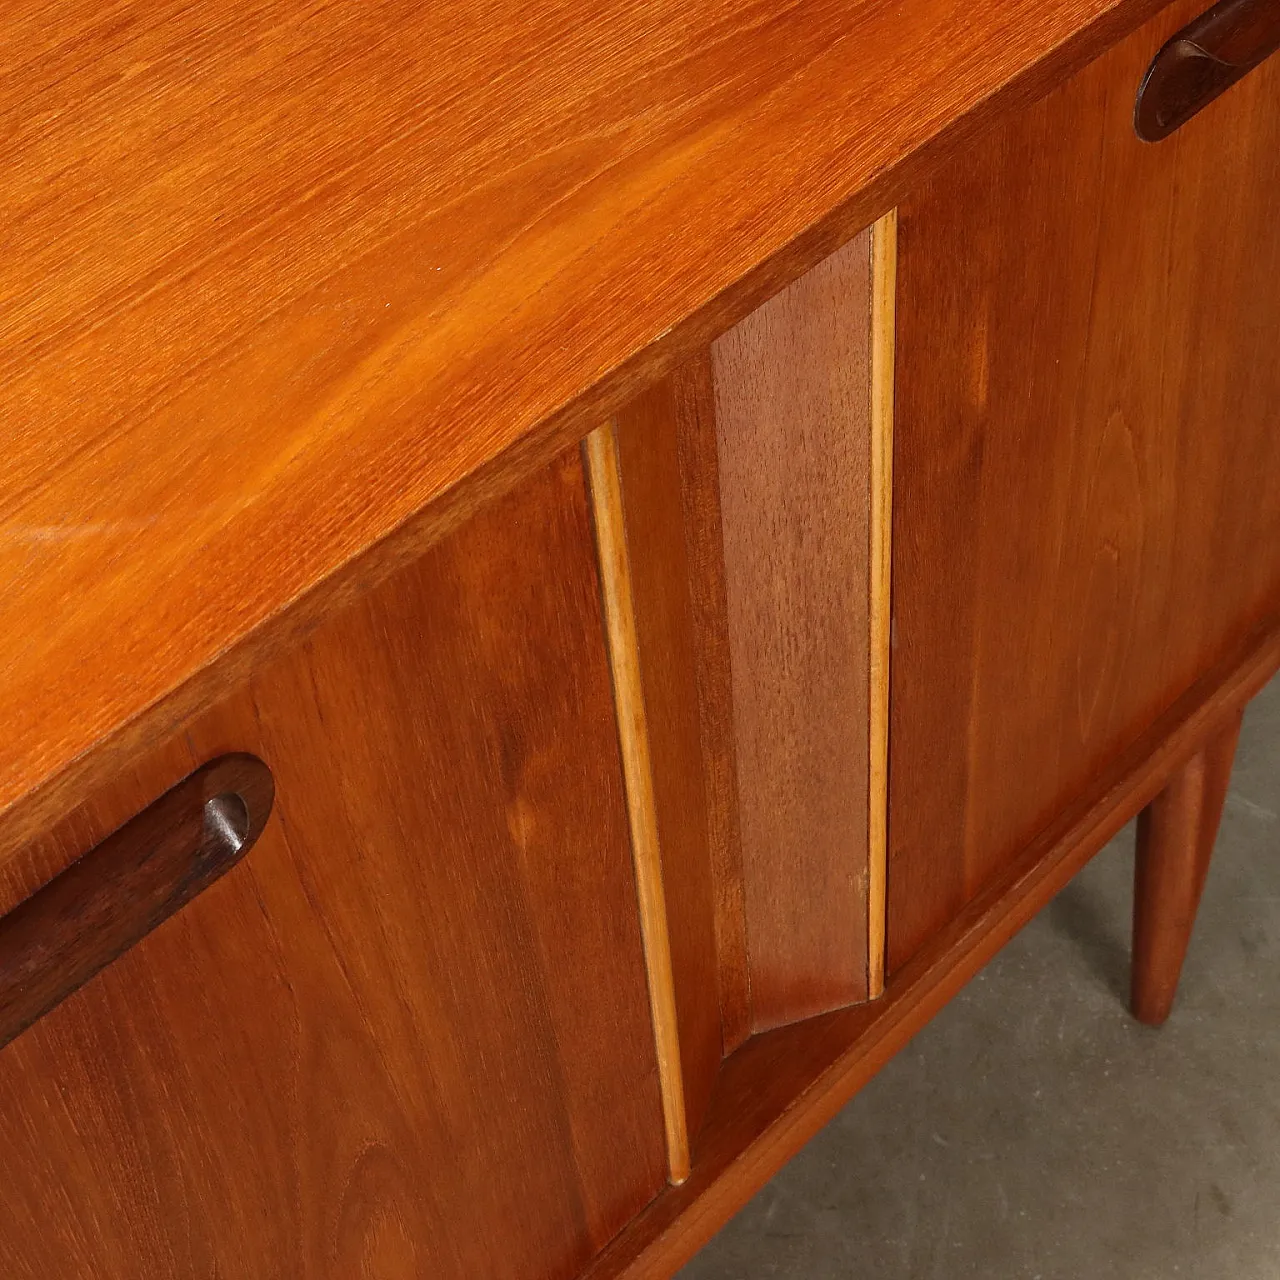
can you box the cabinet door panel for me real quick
[0,451,666,1279]
[889,0,1280,973]
[614,220,895,1049]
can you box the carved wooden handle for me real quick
[1135,0,1280,140]
[0,754,274,1051]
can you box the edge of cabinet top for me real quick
[1,0,1165,857]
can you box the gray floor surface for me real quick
[679,675,1280,1279]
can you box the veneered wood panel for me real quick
[613,377,728,1147]
[711,229,874,1030]
[0,453,666,1279]
[888,0,1280,974]
[0,0,1180,873]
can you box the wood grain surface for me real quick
[888,0,1280,975]
[585,424,692,1184]
[711,230,874,1029]
[614,377,727,1147]
[1132,710,1244,1025]
[0,453,666,1279]
[584,610,1280,1280]
[867,209,897,1000]
[671,356,754,1058]
[0,0,1175,868]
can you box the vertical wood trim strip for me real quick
[868,208,897,1000]
[585,423,693,1186]
[615,375,725,1147]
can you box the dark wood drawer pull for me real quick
[0,754,273,1051]
[1135,0,1280,140]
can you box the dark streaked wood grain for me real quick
[0,452,666,1279]
[888,0,1280,975]
[0,0,1177,871]
[1132,710,1243,1025]
[711,229,874,1029]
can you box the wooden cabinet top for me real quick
[2,0,1164,856]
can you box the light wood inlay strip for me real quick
[868,208,897,1000]
[586,423,693,1186]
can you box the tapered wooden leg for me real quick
[1131,712,1244,1026]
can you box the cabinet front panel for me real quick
[889,0,1280,974]
[0,452,666,1279]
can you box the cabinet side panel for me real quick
[0,452,667,1279]
[711,228,874,1030]
[889,0,1280,973]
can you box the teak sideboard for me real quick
[3,0,1279,1274]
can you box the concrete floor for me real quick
[680,675,1280,1280]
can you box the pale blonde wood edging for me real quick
[585,424,693,1186]
[867,209,897,1000]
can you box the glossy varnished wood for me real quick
[0,0,1176,869]
[1132,712,1243,1025]
[0,454,667,1279]
[585,424,692,1183]
[888,0,1280,975]
[711,229,875,1028]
